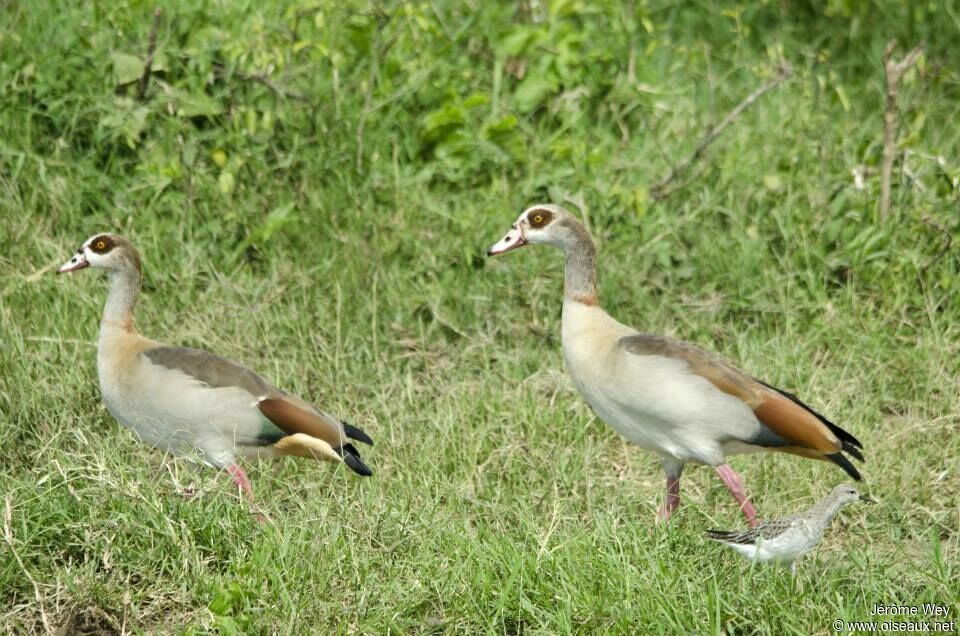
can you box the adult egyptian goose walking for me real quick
[705,484,874,573]
[487,205,864,526]
[57,233,373,500]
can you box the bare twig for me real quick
[880,40,925,221]
[25,262,55,282]
[653,162,710,201]
[919,214,953,272]
[642,110,673,170]
[242,71,308,102]
[212,65,308,102]
[136,8,163,101]
[24,336,96,347]
[651,64,792,200]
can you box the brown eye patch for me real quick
[89,235,115,254]
[528,209,553,228]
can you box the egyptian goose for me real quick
[487,204,864,526]
[57,233,373,500]
[705,484,874,573]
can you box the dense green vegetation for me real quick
[1,0,957,633]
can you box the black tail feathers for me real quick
[827,452,862,481]
[335,442,373,477]
[757,380,866,474]
[342,420,374,446]
[842,439,864,462]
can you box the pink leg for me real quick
[656,461,683,523]
[714,463,759,527]
[656,474,681,522]
[226,464,255,502]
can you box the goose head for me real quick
[57,233,142,276]
[487,204,582,256]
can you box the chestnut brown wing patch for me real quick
[256,397,343,448]
[752,390,841,453]
[757,380,864,460]
[620,334,848,453]
[620,333,864,478]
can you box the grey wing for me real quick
[619,333,765,408]
[142,346,281,399]
[705,517,796,545]
[141,345,373,458]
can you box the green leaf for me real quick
[184,26,226,56]
[175,92,223,118]
[421,103,465,144]
[484,114,518,138]
[213,617,241,636]
[512,73,554,113]
[150,51,169,73]
[462,93,490,109]
[98,97,150,148]
[834,83,850,112]
[208,581,245,617]
[496,27,539,58]
[111,52,144,85]
[258,203,298,241]
[218,172,236,195]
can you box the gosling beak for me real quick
[860,494,877,504]
[57,251,89,274]
[487,225,526,256]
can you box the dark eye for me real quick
[529,209,552,228]
[89,236,113,253]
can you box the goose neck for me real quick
[100,267,141,333]
[562,229,598,306]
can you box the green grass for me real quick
[1,0,958,633]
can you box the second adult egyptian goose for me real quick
[57,234,373,500]
[487,204,864,526]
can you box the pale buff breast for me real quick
[96,326,264,466]
[560,301,764,464]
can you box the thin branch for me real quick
[651,162,710,201]
[136,8,163,101]
[242,71,308,102]
[24,336,96,347]
[642,110,673,171]
[25,263,55,282]
[919,214,953,272]
[212,65,309,102]
[880,40,925,222]
[651,64,792,200]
